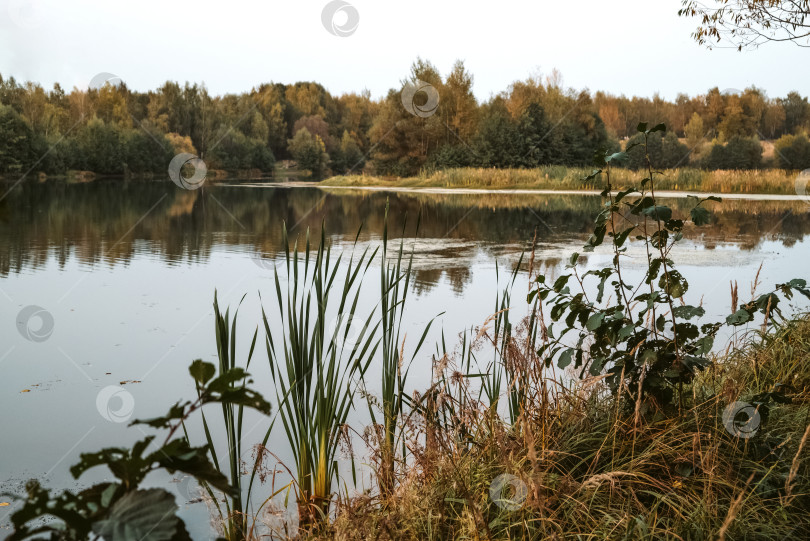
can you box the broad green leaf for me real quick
[614,226,635,248]
[91,489,180,541]
[586,312,605,331]
[726,308,754,326]
[149,440,232,494]
[604,152,626,164]
[690,206,711,226]
[583,169,602,182]
[642,205,673,222]
[558,349,573,369]
[659,270,688,298]
[553,274,571,293]
[188,359,215,385]
[614,187,638,204]
[672,305,705,320]
[131,402,190,429]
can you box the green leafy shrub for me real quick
[702,136,762,170]
[530,123,809,406]
[288,128,329,176]
[774,133,810,170]
[624,130,689,170]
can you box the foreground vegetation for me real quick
[6,125,810,540]
[322,166,805,195]
[315,315,810,540]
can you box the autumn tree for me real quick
[761,100,786,138]
[288,127,329,176]
[251,83,289,156]
[0,104,39,174]
[1,68,808,178]
[368,58,445,175]
[679,0,810,49]
[93,82,132,128]
[781,91,810,134]
[717,94,752,140]
[293,115,333,150]
[440,60,478,143]
[597,97,623,139]
[334,91,375,150]
[331,130,365,174]
[685,112,706,150]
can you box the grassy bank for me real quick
[321,166,804,195]
[312,315,810,540]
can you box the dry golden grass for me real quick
[304,316,810,540]
[321,167,804,195]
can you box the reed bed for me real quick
[321,167,803,195]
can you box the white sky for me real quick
[1,0,808,101]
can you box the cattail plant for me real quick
[195,293,260,541]
[368,205,434,495]
[261,225,380,531]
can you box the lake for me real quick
[2,179,810,538]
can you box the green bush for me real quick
[774,133,810,170]
[71,118,124,175]
[702,136,762,170]
[208,129,275,172]
[625,131,689,169]
[121,129,174,174]
[288,128,329,176]
[468,102,615,169]
[0,105,47,176]
[330,130,366,174]
[426,144,475,169]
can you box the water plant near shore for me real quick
[194,294,266,540]
[368,208,436,496]
[261,225,380,530]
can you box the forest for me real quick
[2,59,810,180]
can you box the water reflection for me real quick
[2,180,809,295]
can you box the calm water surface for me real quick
[2,179,810,538]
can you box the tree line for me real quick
[1,59,809,179]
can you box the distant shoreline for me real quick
[321,168,809,196]
[221,165,810,201]
[221,181,810,201]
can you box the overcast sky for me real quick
[1,0,808,101]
